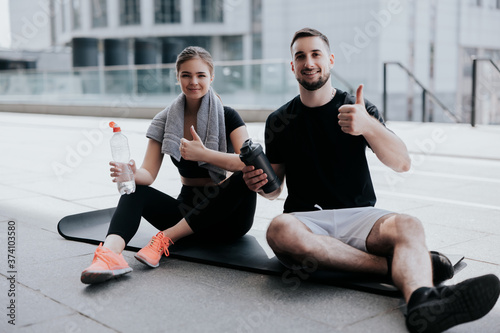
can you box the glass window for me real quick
[161,36,211,63]
[194,0,223,23]
[252,0,262,25]
[252,33,262,59]
[92,0,108,28]
[72,0,81,30]
[120,0,141,25]
[251,0,262,60]
[222,36,243,61]
[155,0,181,24]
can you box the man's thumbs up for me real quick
[355,84,365,107]
[338,84,372,136]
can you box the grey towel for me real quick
[160,87,227,183]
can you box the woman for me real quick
[81,46,256,284]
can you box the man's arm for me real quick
[361,118,411,173]
[242,163,285,200]
[338,85,411,173]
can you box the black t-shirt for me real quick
[171,106,245,178]
[265,89,385,213]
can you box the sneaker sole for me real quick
[134,253,160,268]
[81,267,133,284]
[406,274,500,333]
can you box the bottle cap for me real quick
[109,121,121,132]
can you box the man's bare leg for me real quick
[266,214,388,275]
[266,212,500,332]
[366,213,433,302]
[266,212,433,302]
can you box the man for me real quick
[242,27,499,333]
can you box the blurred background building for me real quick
[0,0,499,124]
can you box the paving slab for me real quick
[14,314,118,333]
[402,203,500,235]
[0,197,92,231]
[440,234,500,264]
[418,220,489,251]
[1,282,75,328]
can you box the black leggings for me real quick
[107,171,256,244]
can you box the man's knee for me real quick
[266,214,289,250]
[393,214,425,242]
[266,214,308,255]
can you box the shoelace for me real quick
[93,246,114,266]
[148,233,174,257]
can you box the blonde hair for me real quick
[176,46,214,76]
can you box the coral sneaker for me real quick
[134,232,174,268]
[81,243,132,284]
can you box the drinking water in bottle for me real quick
[109,122,136,195]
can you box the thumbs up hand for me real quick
[338,84,373,136]
[180,126,207,161]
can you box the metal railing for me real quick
[383,61,461,124]
[471,57,500,127]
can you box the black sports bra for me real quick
[171,156,210,178]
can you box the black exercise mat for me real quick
[58,208,465,296]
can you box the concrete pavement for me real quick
[0,111,499,332]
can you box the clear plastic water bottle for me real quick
[109,121,136,195]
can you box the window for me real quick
[120,0,141,25]
[72,0,81,30]
[194,0,223,23]
[161,36,211,63]
[252,0,262,25]
[251,0,262,59]
[222,36,243,61]
[92,0,108,28]
[155,0,181,24]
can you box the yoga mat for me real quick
[58,208,465,296]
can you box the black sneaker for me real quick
[406,274,500,333]
[430,251,454,285]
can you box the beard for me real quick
[296,71,330,91]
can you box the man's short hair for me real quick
[290,28,331,52]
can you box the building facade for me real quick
[52,0,259,65]
[260,0,500,122]
[1,0,499,123]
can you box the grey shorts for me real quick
[291,207,393,252]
